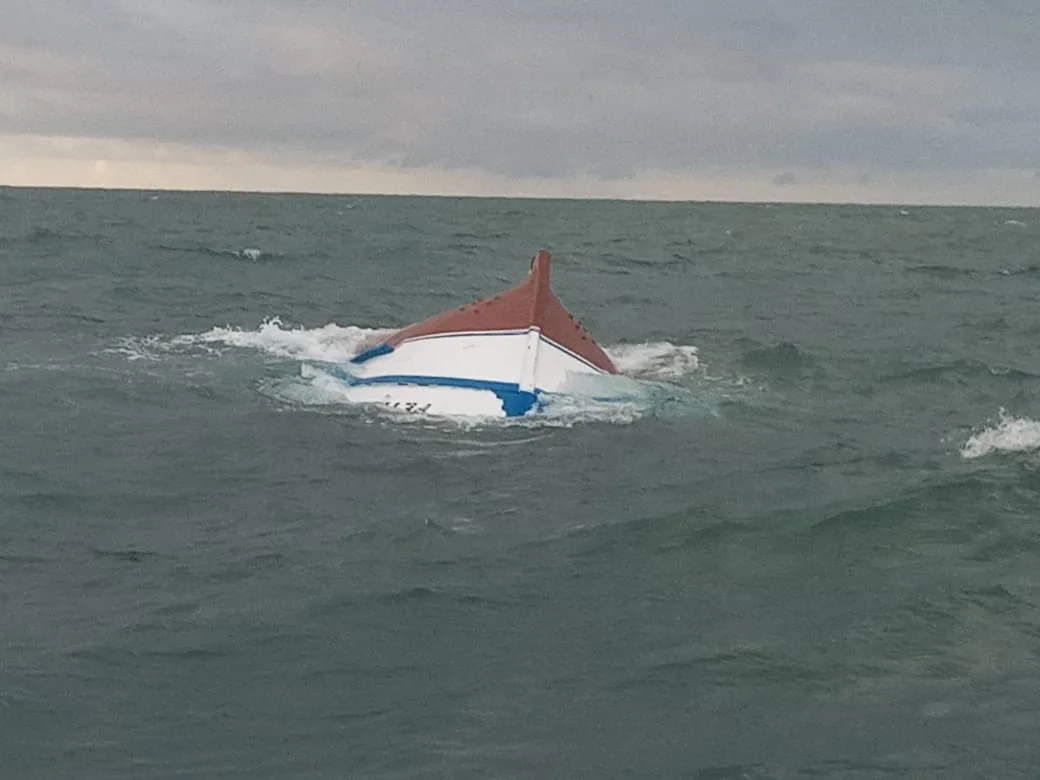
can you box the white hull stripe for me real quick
[395,328,608,374]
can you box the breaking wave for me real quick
[606,342,699,379]
[154,244,277,262]
[180,318,393,363]
[960,409,1040,459]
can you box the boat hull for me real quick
[338,327,610,417]
[336,251,616,418]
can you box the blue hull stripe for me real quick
[349,343,394,364]
[328,369,539,417]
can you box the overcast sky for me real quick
[3,0,1039,204]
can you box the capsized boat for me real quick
[331,250,618,417]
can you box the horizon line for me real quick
[2,181,1036,210]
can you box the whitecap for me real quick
[173,318,393,363]
[606,342,700,380]
[960,409,1040,459]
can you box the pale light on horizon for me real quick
[3,2,1040,207]
[3,134,1038,207]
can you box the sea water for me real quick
[3,187,1040,778]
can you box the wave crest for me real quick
[172,318,394,363]
[961,409,1040,459]
[606,342,699,380]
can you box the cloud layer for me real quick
[3,1,1040,203]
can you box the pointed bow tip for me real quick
[530,249,552,279]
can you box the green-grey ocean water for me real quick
[3,187,1040,779]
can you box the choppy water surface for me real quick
[3,188,1040,778]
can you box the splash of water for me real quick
[113,320,714,425]
[961,409,1040,459]
[171,317,394,363]
[607,342,699,379]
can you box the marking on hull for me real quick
[328,368,539,417]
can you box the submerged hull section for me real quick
[340,251,617,418]
[328,376,524,418]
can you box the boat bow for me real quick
[342,250,617,417]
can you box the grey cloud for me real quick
[3,1,1040,182]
